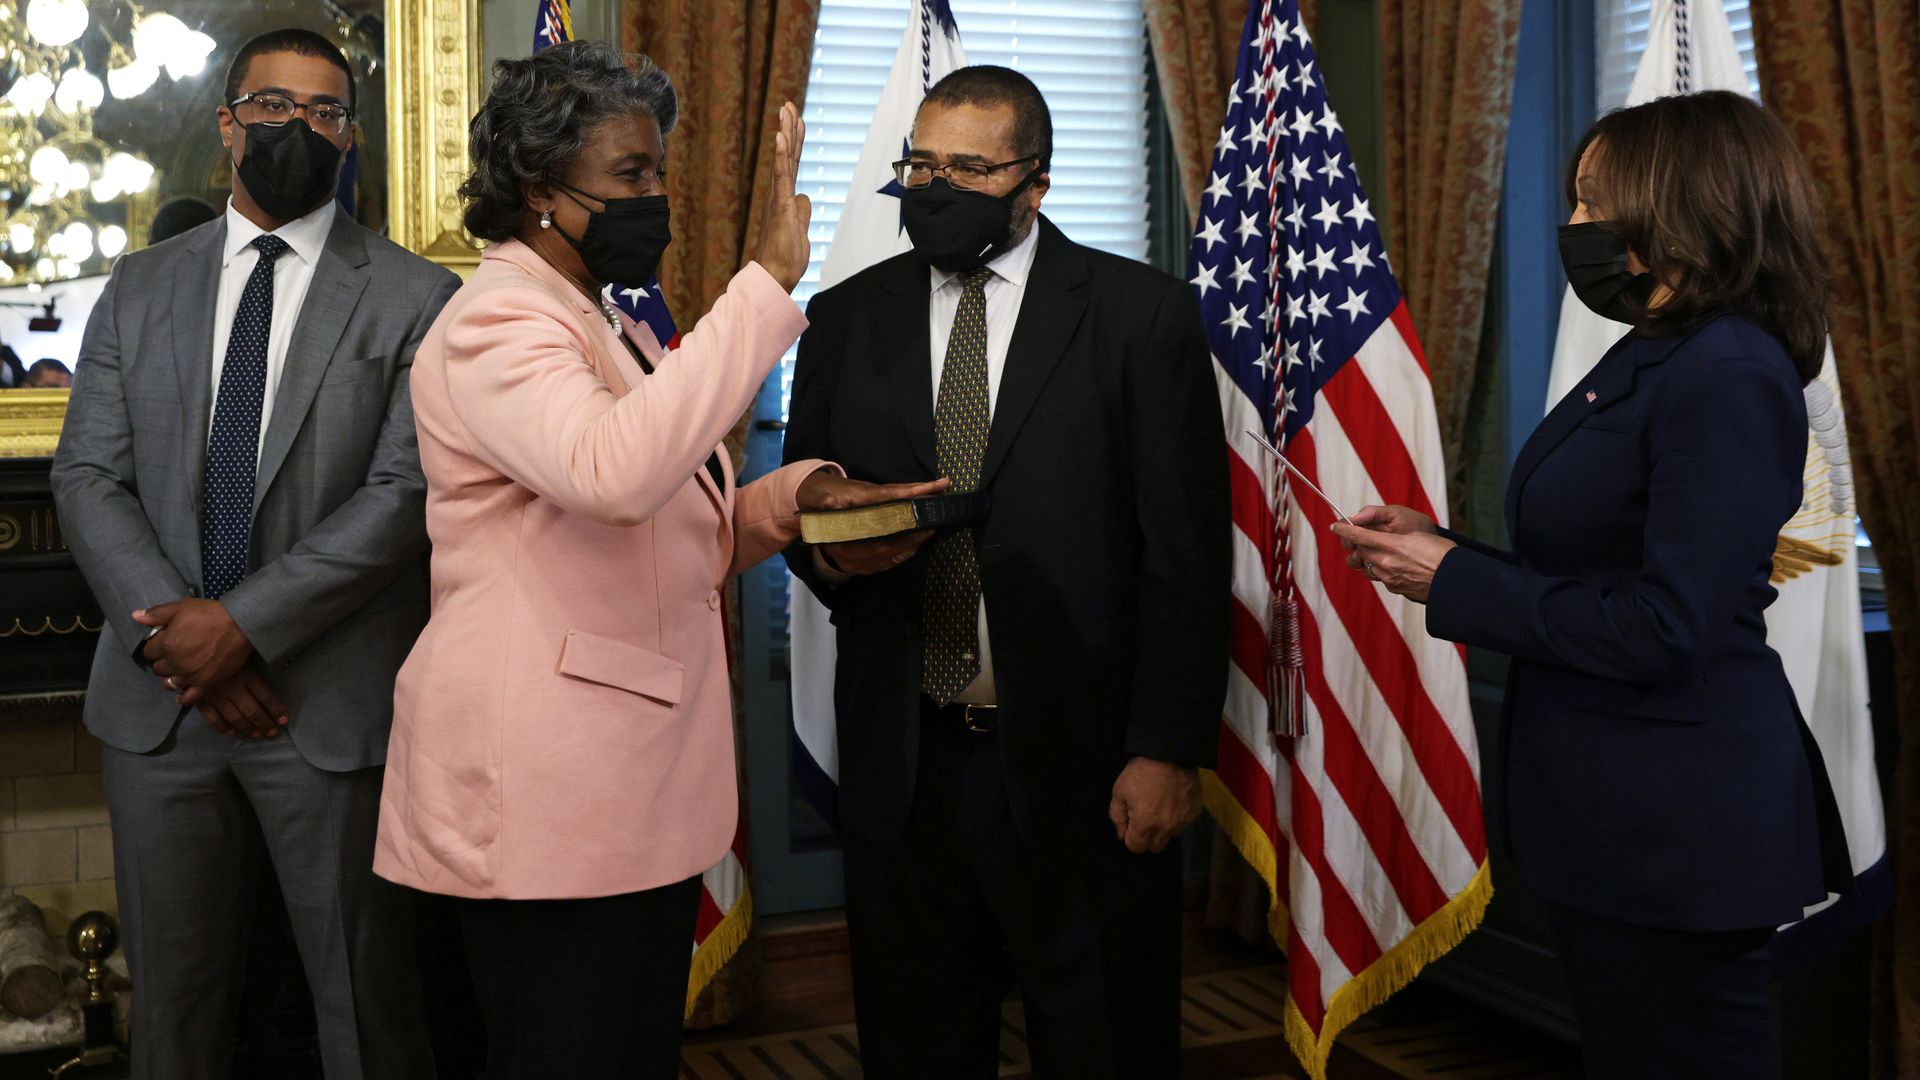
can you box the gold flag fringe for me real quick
[1202,769,1292,947]
[684,884,755,1020]
[1202,769,1495,1080]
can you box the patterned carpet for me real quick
[678,965,1579,1080]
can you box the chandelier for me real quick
[0,0,215,285]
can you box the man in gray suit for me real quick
[50,28,458,1080]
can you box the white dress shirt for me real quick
[926,222,1040,704]
[208,199,337,461]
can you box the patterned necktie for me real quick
[922,267,995,704]
[201,233,291,600]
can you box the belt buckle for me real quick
[962,704,998,733]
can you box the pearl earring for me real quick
[540,211,552,229]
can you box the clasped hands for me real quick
[133,600,287,739]
[1327,504,1457,603]
[795,471,953,576]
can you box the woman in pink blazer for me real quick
[374,43,938,1078]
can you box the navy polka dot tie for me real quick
[922,267,995,704]
[201,234,290,600]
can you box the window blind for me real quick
[793,0,1151,328]
[1595,0,1761,114]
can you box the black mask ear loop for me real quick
[546,179,599,246]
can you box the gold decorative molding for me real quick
[387,0,487,276]
[0,501,66,555]
[0,615,103,638]
[0,389,70,459]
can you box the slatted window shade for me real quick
[1595,0,1761,114]
[785,0,1152,413]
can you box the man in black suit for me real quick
[783,66,1229,1078]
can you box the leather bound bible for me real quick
[800,492,991,545]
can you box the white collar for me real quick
[222,198,337,269]
[929,216,1041,292]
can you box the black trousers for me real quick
[843,705,1184,1079]
[455,876,702,1080]
[1545,902,1778,1079]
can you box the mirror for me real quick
[0,0,492,458]
[0,0,387,380]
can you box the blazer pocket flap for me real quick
[558,631,684,705]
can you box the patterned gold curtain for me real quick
[1379,0,1524,516]
[1750,4,1920,1075]
[622,0,823,1026]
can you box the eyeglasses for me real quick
[229,92,355,137]
[891,156,1038,191]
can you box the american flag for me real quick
[1192,2,1490,1075]
[532,0,572,52]
[609,279,682,350]
[531,3,744,1014]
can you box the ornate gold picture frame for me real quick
[386,0,487,275]
[0,0,485,459]
[0,390,74,459]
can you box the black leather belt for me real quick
[922,696,999,733]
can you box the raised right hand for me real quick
[749,101,811,292]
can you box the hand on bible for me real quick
[1109,757,1203,855]
[192,667,289,740]
[820,531,936,577]
[134,598,255,696]
[796,472,951,513]
[800,475,953,577]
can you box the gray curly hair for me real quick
[461,40,678,242]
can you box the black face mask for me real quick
[901,168,1040,272]
[550,179,672,287]
[1559,221,1656,323]
[236,120,343,221]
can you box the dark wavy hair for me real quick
[461,41,678,242]
[1567,91,1830,382]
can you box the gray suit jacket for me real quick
[50,213,460,771]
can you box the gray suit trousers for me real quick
[101,715,431,1080]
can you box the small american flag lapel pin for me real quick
[1585,390,1598,403]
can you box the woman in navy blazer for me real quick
[1334,92,1851,1077]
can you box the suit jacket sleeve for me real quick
[1120,281,1231,767]
[780,289,853,607]
[443,262,805,528]
[220,269,460,666]
[1427,351,1804,685]
[50,264,194,653]
[1434,526,1516,565]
